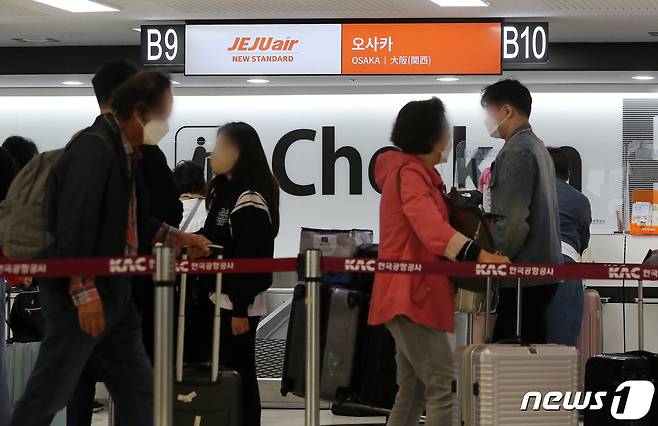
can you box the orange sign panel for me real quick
[341,23,502,75]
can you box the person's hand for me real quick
[477,250,511,264]
[231,316,250,336]
[179,233,212,259]
[77,299,106,337]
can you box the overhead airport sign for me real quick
[184,22,502,76]
[141,25,185,66]
[503,22,549,64]
[140,21,549,74]
[185,24,342,75]
[342,22,501,75]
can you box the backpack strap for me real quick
[180,199,203,232]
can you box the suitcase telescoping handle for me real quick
[516,277,522,340]
[175,245,224,383]
[489,278,523,344]
[175,253,188,382]
[483,277,493,344]
[638,278,645,351]
[211,246,223,383]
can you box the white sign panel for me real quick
[0,92,641,256]
[185,24,342,75]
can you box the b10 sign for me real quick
[341,22,502,75]
[503,22,549,64]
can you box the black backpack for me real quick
[9,287,45,343]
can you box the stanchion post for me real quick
[304,249,322,426]
[107,397,115,426]
[153,245,176,426]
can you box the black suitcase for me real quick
[584,250,658,425]
[344,244,398,411]
[174,252,242,426]
[280,284,309,397]
[280,282,364,403]
[585,351,658,425]
[350,243,379,294]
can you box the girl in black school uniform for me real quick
[198,121,279,426]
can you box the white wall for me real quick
[0,91,652,256]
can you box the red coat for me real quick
[368,151,468,332]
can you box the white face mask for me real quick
[439,140,452,164]
[143,119,169,145]
[484,112,509,139]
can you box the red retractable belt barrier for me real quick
[0,256,299,278]
[1,255,658,282]
[323,257,658,281]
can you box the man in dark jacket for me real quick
[67,59,183,426]
[133,143,183,360]
[482,79,562,344]
[9,72,210,426]
[546,147,592,346]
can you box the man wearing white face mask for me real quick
[481,79,562,344]
[10,72,212,426]
[66,60,185,426]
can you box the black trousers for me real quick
[492,283,559,344]
[11,291,152,426]
[68,276,155,426]
[66,364,97,426]
[220,310,261,426]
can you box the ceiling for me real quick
[1,0,658,46]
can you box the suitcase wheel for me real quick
[280,379,290,397]
[335,387,350,404]
[293,285,305,299]
[347,292,363,308]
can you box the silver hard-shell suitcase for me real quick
[320,285,363,402]
[453,278,579,426]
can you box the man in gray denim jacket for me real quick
[481,79,562,344]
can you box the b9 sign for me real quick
[503,22,549,64]
[141,25,185,67]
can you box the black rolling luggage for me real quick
[350,243,379,294]
[174,252,242,426]
[8,286,44,343]
[343,244,398,411]
[584,250,658,425]
[280,282,364,403]
[585,352,658,425]
[280,283,308,397]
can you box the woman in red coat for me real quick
[369,98,508,426]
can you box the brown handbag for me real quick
[446,188,496,292]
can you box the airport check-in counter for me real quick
[585,234,658,354]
